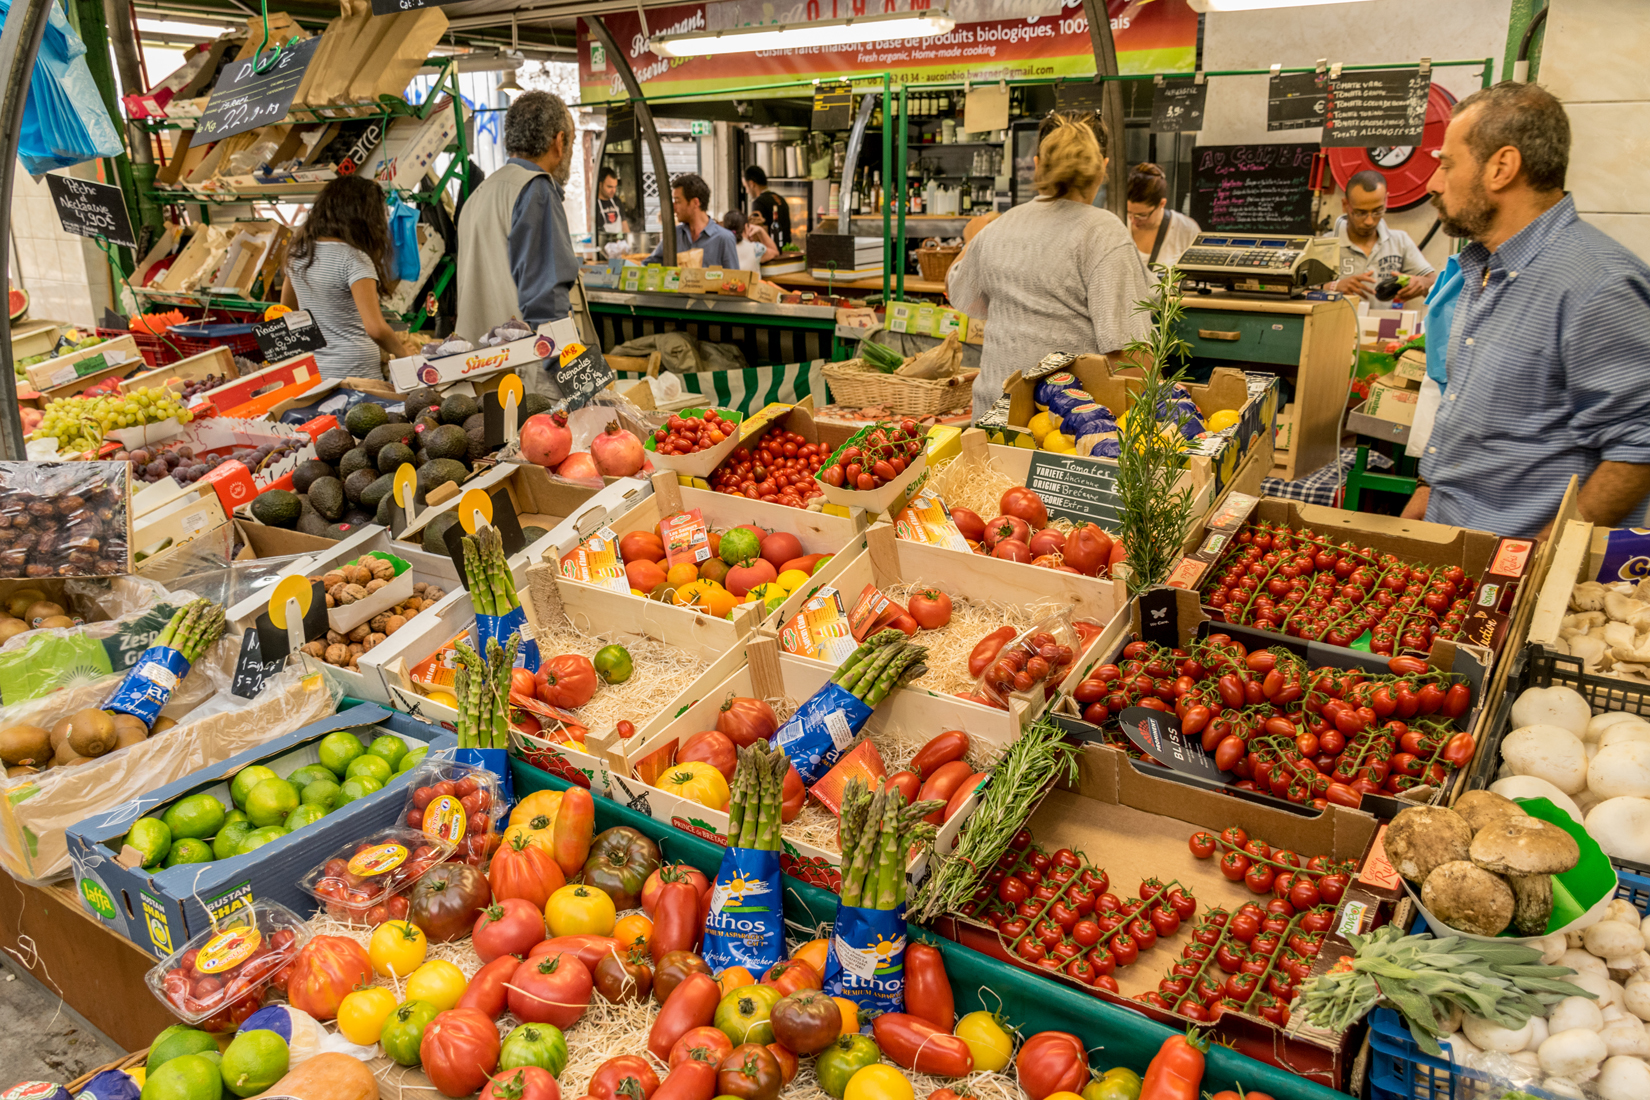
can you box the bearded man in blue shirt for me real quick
[1402,82,1650,539]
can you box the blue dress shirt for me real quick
[644,218,741,269]
[507,157,577,325]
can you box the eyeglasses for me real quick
[1348,208,1386,220]
[1126,207,1158,221]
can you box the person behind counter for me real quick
[1126,163,1199,278]
[596,166,628,237]
[280,174,401,380]
[645,173,740,269]
[1332,169,1434,302]
[1402,81,1650,539]
[456,91,577,352]
[721,211,777,272]
[946,113,1150,419]
[744,165,791,247]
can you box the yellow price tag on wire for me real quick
[267,574,312,631]
[457,488,493,535]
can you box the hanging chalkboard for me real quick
[1323,68,1429,148]
[552,344,616,413]
[1054,79,1105,113]
[253,310,327,362]
[1267,70,1330,132]
[1024,451,1122,530]
[812,81,854,131]
[198,36,320,141]
[45,176,136,248]
[1150,78,1207,133]
[1190,143,1318,234]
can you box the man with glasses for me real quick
[1331,169,1434,302]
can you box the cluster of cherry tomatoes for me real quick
[1071,635,1476,805]
[303,832,450,925]
[653,409,733,455]
[1199,524,1479,656]
[406,773,499,865]
[706,428,828,507]
[1187,826,1353,907]
[819,419,925,492]
[978,628,1077,704]
[1141,897,1333,1025]
[960,831,1198,996]
[155,924,301,1032]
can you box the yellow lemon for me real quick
[1206,408,1241,433]
[1028,410,1056,441]
[1013,432,1038,449]
[775,569,810,593]
[1042,431,1075,452]
[424,691,458,708]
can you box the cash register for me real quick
[1173,234,1339,297]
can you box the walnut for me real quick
[402,597,424,613]
[301,640,326,658]
[385,615,407,634]
[365,578,388,594]
[325,593,336,608]
[370,613,390,634]
[347,622,371,643]
[413,582,430,595]
[324,643,350,665]
[364,632,386,650]
[346,643,364,658]
[366,557,395,582]
[338,584,369,605]
[426,588,446,601]
[326,629,346,646]
[321,571,346,589]
[343,564,371,586]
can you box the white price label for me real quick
[832,935,878,981]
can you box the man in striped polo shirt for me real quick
[1403,82,1650,538]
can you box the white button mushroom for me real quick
[1623,978,1650,1021]
[1589,741,1650,800]
[1561,948,1611,977]
[1586,712,1647,744]
[1599,1019,1650,1058]
[1585,798,1650,864]
[1503,725,1592,794]
[1586,920,1646,959]
[1490,775,1585,823]
[1526,1014,1549,1050]
[1512,686,1592,736]
[1548,995,1605,1034]
[1600,722,1650,750]
[1538,1028,1609,1078]
[1463,1013,1535,1054]
[1566,970,1616,1006]
[1595,1054,1650,1100]
[1538,932,1570,965]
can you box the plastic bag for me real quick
[10,0,125,176]
[0,462,129,577]
[144,899,309,1030]
[297,825,456,924]
[774,681,873,786]
[0,579,186,706]
[702,846,785,976]
[824,901,906,1013]
[973,611,1081,708]
[400,758,504,866]
[389,200,421,282]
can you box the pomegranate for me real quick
[983,515,1031,550]
[557,452,601,481]
[591,421,645,477]
[521,412,572,468]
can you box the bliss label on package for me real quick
[103,645,191,726]
[702,846,785,976]
[825,903,906,1013]
[774,681,873,785]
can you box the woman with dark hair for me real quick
[1126,163,1199,279]
[281,173,401,379]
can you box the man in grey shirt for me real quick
[1331,169,1434,303]
[645,173,740,268]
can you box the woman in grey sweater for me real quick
[947,113,1151,418]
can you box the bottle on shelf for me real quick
[959,185,972,214]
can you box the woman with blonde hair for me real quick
[946,112,1150,418]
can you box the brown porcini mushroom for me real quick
[1469,816,1581,936]
[1384,805,1474,884]
[1422,860,1516,936]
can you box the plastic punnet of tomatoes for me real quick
[400,758,504,866]
[706,427,831,507]
[1197,522,1480,657]
[816,419,927,494]
[296,826,456,925]
[143,899,310,1031]
[1067,633,1478,802]
[974,613,1080,707]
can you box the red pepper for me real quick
[901,942,955,1031]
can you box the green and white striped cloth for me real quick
[616,360,827,416]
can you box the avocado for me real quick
[385,409,408,424]
[363,422,419,459]
[413,413,441,436]
[341,508,375,527]
[250,489,302,528]
[522,525,549,545]
[328,523,363,538]
[315,427,356,465]
[422,512,462,554]
[466,426,488,462]
[344,402,389,438]
[521,393,553,419]
[464,413,485,434]
[375,493,395,526]
[440,394,480,426]
[297,509,337,538]
[361,473,395,511]
[417,458,469,497]
[344,468,378,506]
[377,442,415,474]
[338,447,373,480]
[405,385,442,417]
[424,424,471,462]
[307,477,347,522]
[291,459,335,494]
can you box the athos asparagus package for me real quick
[702,742,790,976]
[449,625,521,807]
[461,525,541,671]
[775,629,926,785]
[103,597,226,726]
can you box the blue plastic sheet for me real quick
[4,0,125,175]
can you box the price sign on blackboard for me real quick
[1024,451,1122,530]
[254,310,327,362]
[231,626,286,699]
[1323,67,1429,148]
[812,81,854,131]
[44,175,136,248]
[1190,143,1318,234]
[1150,79,1207,133]
[1267,70,1330,132]
[198,36,320,140]
[1055,79,1105,113]
[552,343,616,413]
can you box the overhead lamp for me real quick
[651,10,955,58]
[450,48,527,73]
[499,69,525,97]
[1188,0,1372,9]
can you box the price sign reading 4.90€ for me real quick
[198,37,321,141]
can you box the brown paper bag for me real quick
[309,0,377,104]
[293,1,357,109]
[348,9,449,102]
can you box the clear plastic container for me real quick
[296,825,455,924]
[144,899,310,1032]
[399,758,504,867]
[974,611,1081,706]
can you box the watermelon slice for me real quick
[8,287,26,322]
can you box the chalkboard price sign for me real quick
[1323,67,1429,148]
[1150,78,1207,133]
[552,343,616,413]
[198,36,320,141]
[1024,451,1122,530]
[812,81,854,131]
[253,310,327,362]
[231,626,285,700]
[1190,143,1318,234]
[45,175,136,248]
[1267,70,1330,132]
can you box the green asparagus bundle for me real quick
[461,525,523,618]
[836,777,943,908]
[156,598,227,662]
[453,634,519,749]
[830,630,929,705]
[725,741,789,851]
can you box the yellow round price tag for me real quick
[393,463,418,509]
[497,373,523,412]
[268,574,312,630]
[457,488,493,535]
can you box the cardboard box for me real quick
[1527,481,1634,666]
[133,484,230,574]
[387,319,579,392]
[1345,386,1417,444]
[347,8,448,102]
[372,101,468,192]
[65,705,453,958]
[124,346,238,395]
[156,417,317,515]
[195,356,322,418]
[24,334,144,393]
[155,225,231,293]
[601,637,998,890]
[885,301,968,340]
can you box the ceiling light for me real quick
[651,11,955,58]
[450,48,526,73]
[499,69,524,98]
[1188,0,1373,10]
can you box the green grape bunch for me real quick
[29,386,195,455]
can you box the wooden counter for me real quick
[771,273,948,295]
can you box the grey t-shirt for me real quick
[947,197,1152,417]
[285,240,382,379]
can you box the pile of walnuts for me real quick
[316,557,398,607]
[300,573,448,671]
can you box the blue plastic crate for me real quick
[1369,867,1650,1100]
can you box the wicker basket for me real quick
[67,1049,148,1090]
[915,242,961,283]
[823,357,975,416]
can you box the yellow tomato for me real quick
[1013,432,1039,450]
[832,995,861,1034]
[504,811,558,854]
[794,938,829,975]
[425,691,458,709]
[405,959,467,1011]
[336,986,398,1046]
[1046,1093,1086,1100]
[774,569,810,593]
[659,760,730,810]
[546,883,617,937]
[666,562,700,587]
[718,966,755,996]
[614,913,653,951]
[511,790,564,828]
[367,919,427,978]
[955,1010,1014,1072]
[673,579,716,607]
[744,582,781,605]
[844,1065,913,1100]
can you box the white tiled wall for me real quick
[9,160,113,329]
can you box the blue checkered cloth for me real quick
[1262,448,1393,506]
[1419,195,1650,537]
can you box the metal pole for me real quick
[0,0,53,460]
[105,0,162,253]
[1081,0,1126,220]
[584,15,677,263]
[895,82,906,301]
[881,73,890,301]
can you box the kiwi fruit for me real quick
[49,717,71,751]
[0,725,50,766]
[6,588,43,619]
[0,620,29,643]
[6,765,37,777]
[112,713,148,739]
[52,739,83,767]
[112,724,147,750]
[150,715,176,735]
[37,616,74,630]
[24,600,64,626]
[67,709,117,757]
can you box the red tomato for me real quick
[508,952,593,1029]
[909,589,953,630]
[422,1008,503,1098]
[1188,831,1217,859]
[678,731,738,782]
[286,936,373,1021]
[642,865,712,916]
[670,1026,734,1069]
[589,1056,660,1100]
[1014,1031,1087,1100]
[909,731,970,780]
[716,697,780,748]
[537,655,597,709]
[482,1068,560,1100]
[473,898,548,963]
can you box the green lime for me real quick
[146,1025,218,1073]
[212,821,253,861]
[594,644,633,684]
[284,803,327,831]
[197,1052,220,1070]
[345,754,392,786]
[164,838,213,867]
[162,793,227,841]
[317,730,366,777]
[367,734,408,770]
[140,1052,223,1100]
[337,775,382,805]
[236,826,287,856]
[300,778,342,810]
[285,764,335,789]
[244,778,299,828]
[229,765,278,811]
[222,809,248,830]
[220,1029,288,1098]
[127,817,172,868]
[398,746,428,774]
